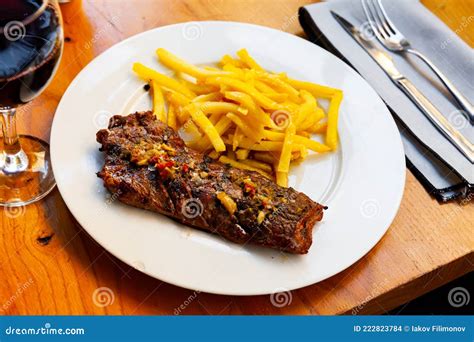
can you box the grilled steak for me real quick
[96,111,324,254]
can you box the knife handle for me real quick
[396,77,474,164]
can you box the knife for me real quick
[331,11,474,164]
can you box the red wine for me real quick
[0,0,62,107]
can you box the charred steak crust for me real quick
[96,111,324,254]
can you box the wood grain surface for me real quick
[1,0,473,315]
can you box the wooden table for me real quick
[1,0,472,315]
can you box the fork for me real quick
[361,0,474,123]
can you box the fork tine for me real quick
[361,0,388,40]
[368,0,392,39]
[361,0,379,38]
[373,0,395,36]
[376,0,398,35]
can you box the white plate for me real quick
[51,21,405,295]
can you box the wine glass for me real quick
[0,0,64,207]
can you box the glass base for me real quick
[0,135,56,207]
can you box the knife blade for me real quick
[331,11,474,163]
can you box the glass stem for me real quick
[1,108,28,174]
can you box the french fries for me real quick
[277,123,296,173]
[133,63,195,98]
[167,103,177,130]
[236,48,263,71]
[133,48,342,187]
[219,156,271,178]
[326,90,343,150]
[241,159,273,173]
[186,104,226,152]
[236,149,250,160]
[151,80,166,122]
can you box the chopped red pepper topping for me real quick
[244,183,256,196]
[148,155,159,164]
[159,168,171,178]
[155,161,174,170]
[182,164,189,173]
